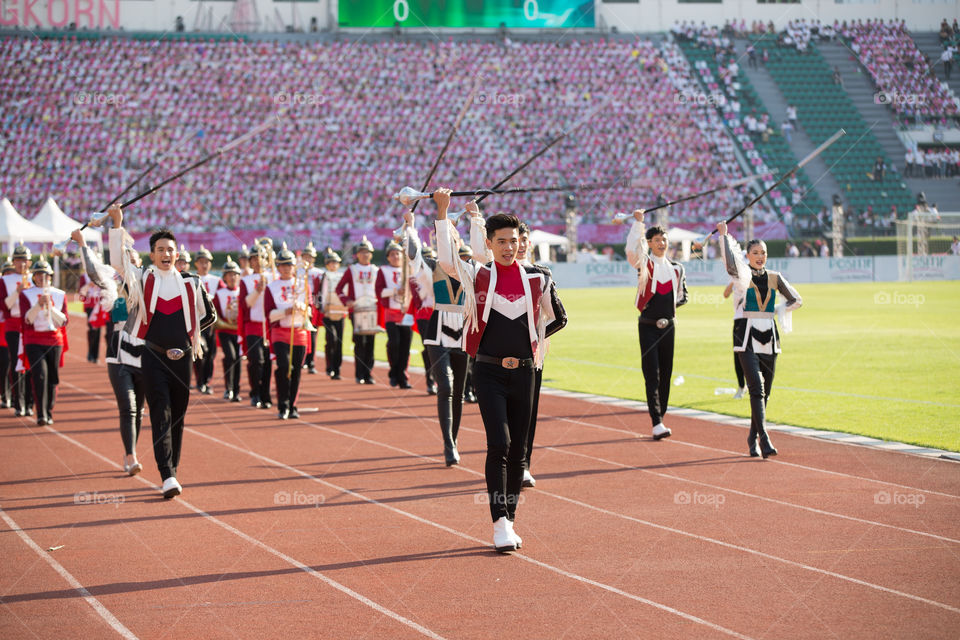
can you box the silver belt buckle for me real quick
[656,318,670,329]
[501,357,519,370]
[166,348,186,361]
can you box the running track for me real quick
[2,324,958,639]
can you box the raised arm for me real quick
[621,209,649,268]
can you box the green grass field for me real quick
[365,281,960,452]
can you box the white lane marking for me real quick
[0,507,139,640]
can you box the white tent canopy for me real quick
[663,226,704,262]
[528,229,570,263]
[32,197,102,247]
[0,197,61,255]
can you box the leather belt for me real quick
[639,317,675,329]
[145,341,191,361]
[475,354,534,370]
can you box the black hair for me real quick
[485,213,521,240]
[518,221,531,236]
[149,228,176,252]
[645,225,666,241]
[745,238,767,252]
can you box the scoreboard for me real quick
[338,1,595,29]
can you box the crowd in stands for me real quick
[904,147,960,178]
[842,19,959,123]
[0,36,746,236]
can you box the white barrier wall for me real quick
[549,256,960,289]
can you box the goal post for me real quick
[896,211,960,281]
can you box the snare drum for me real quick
[352,299,381,336]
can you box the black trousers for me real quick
[524,367,544,471]
[474,361,535,522]
[353,333,375,382]
[6,331,33,412]
[323,317,344,375]
[244,334,272,404]
[733,325,745,388]
[0,341,9,403]
[142,348,191,481]
[638,320,675,426]
[25,344,61,423]
[273,342,306,412]
[426,345,468,453]
[194,327,216,388]
[737,349,777,446]
[416,319,434,388]
[86,308,101,361]
[304,329,318,369]
[107,362,145,456]
[385,322,413,385]
[218,333,241,397]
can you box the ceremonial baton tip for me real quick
[393,186,429,207]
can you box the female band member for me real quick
[717,221,802,457]
[20,258,68,426]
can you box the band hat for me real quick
[354,235,374,254]
[385,241,402,254]
[421,245,436,259]
[195,244,213,261]
[12,243,31,261]
[222,255,241,274]
[303,241,318,257]
[323,248,342,263]
[458,244,473,257]
[178,245,191,263]
[275,248,296,265]
[1,259,13,273]
[31,257,54,275]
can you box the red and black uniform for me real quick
[194,273,223,393]
[19,286,67,425]
[335,263,379,384]
[375,262,413,388]
[264,277,312,418]
[78,273,105,363]
[214,285,241,401]
[1,272,33,415]
[238,271,273,407]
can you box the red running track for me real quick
[1,325,959,639]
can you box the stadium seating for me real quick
[675,34,827,224]
[0,35,746,236]
[764,44,916,216]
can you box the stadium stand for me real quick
[0,35,745,238]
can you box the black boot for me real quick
[758,431,778,458]
[747,425,760,457]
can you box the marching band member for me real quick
[401,211,472,466]
[193,245,221,395]
[102,204,216,499]
[73,228,146,475]
[458,244,478,404]
[214,257,243,402]
[19,257,68,426]
[412,245,437,396]
[619,209,688,441]
[1,244,34,416]
[435,188,559,553]
[238,244,253,277]
[335,237,379,385]
[723,281,747,399]
[376,240,414,389]
[264,247,312,419]
[78,261,104,363]
[717,221,802,457]
[302,242,322,375]
[0,260,12,409]
[317,248,346,380]
[515,222,566,488]
[175,245,191,274]
[238,242,273,408]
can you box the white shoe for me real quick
[522,469,536,488]
[493,517,517,553]
[506,519,522,549]
[161,477,182,499]
[652,423,672,440]
[733,387,746,400]
[123,455,142,476]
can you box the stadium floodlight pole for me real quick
[609,173,771,223]
[698,128,846,247]
[120,109,287,210]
